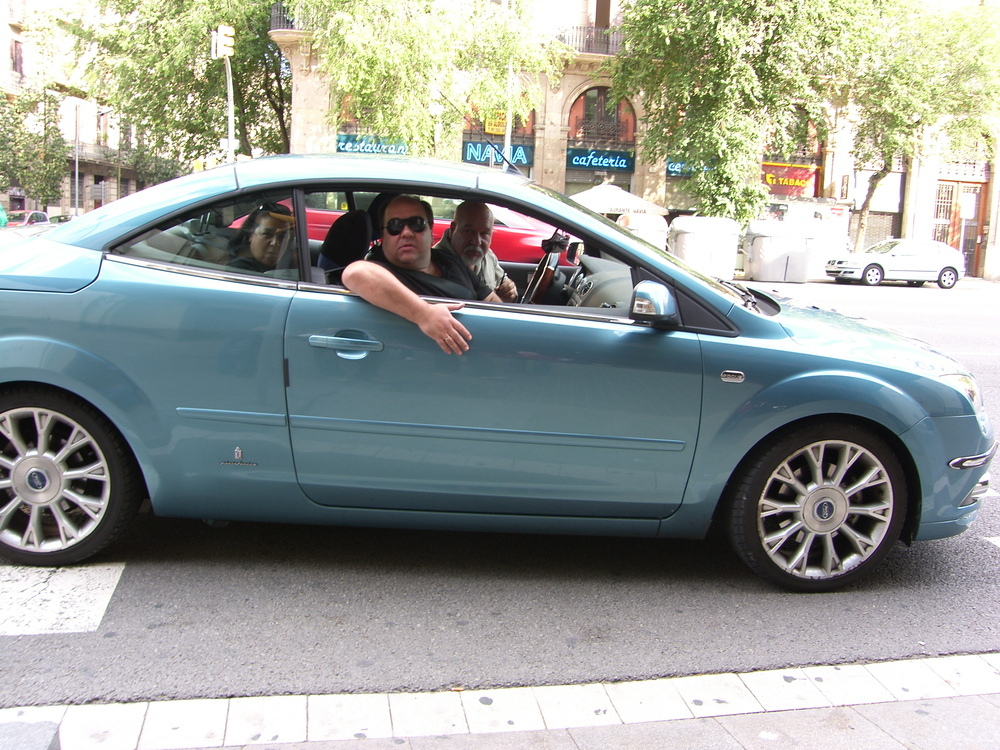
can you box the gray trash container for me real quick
[667,216,740,280]
[742,220,813,282]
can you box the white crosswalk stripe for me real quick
[0,563,125,636]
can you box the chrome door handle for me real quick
[308,335,384,352]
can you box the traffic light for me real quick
[212,24,235,58]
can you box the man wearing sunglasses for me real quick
[342,195,503,355]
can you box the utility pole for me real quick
[211,24,236,162]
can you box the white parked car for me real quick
[825,239,966,288]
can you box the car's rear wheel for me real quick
[725,422,907,592]
[861,265,883,286]
[937,267,959,289]
[0,388,141,566]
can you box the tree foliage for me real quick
[67,0,291,163]
[291,0,569,156]
[847,0,1000,249]
[0,87,69,207]
[610,0,873,223]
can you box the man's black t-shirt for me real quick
[370,246,492,300]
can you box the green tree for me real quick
[609,0,874,223]
[0,87,69,207]
[291,0,569,156]
[65,0,291,164]
[847,0,1000,250]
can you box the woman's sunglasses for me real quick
[385,216,428,235]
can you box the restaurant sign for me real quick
[336,134,409,156]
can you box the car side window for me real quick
[113,192,300,279]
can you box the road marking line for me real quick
[0,563,125,636]
[986,537,1000,550]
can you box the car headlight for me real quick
[939,373,984,416]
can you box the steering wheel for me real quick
[520,251,561,304]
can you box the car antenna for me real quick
[437,91,525,176]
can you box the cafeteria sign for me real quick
[336,134,408,156]
[566,148,634,172]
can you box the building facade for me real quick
[2,0,139,218]
[269,0,998,278]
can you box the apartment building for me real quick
[2,0,138,217]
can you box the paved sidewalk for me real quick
[3,652,1000,750]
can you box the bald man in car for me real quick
[434,201,518,302]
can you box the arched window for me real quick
[568,87,635,149]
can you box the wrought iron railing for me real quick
[557,26,622,55]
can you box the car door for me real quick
[283,290,703,521]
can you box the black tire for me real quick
[0,387,141,566]
[937,268,959,289]
[725,422,907,592]
[861,265,883,286]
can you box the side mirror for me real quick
[566,241,582,265]
[630,280,680,329]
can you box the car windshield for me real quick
[867,240,900,254]
[518,181,759,312]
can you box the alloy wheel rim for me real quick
[0,406,110,552]
[756,439,894,580]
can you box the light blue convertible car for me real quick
[0,156,993,591]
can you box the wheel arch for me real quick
[666,370,929,539]
[0,338,162,501]
[712,413,922,544]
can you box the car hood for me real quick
[774,297,968,379]
[0,237,102,292]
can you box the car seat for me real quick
[318,209,373,283]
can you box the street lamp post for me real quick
[211,24,236,162]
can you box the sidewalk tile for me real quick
[670,673,765,718]
[926,654,1000,696]
[411,728,578,749]
[0,706,68,726]
[853,695,1000,749]
[137,699,228,750]
[981,652,1000,672]
[460,687,545,734]
[60,702,148,750]
[603,678,693,723]
[866,659,960,701]
[716,705,907,750]
[224,696,306,746]
[307,693,392,742]
[532,684,620,729]
[739,667,831,711]
[803,664,896,706]
[570,717,745,749]
[388,692,468,738]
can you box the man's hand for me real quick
[415,301,472,354]
[495,276,518,302]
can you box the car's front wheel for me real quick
[937,267,959,289]
[861,265,883,286]
[0,388,141,566]
[725,422,907,592]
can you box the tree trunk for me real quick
[853,161,891,252]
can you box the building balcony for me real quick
[558,26,622,56]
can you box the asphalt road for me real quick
[1,277,998,709]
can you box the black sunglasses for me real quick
[385,216,428,235]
